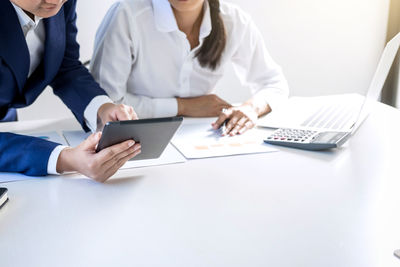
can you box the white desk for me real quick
[0,102,400,267]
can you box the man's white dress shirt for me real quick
[91,0,289,119]
[11,3,112,174]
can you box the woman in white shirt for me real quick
[91,0,289,136]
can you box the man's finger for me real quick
[103,149,142,182]
[129,106,139,120]
[96,139,136,162]
[80,132,101,150]
[94,145,140,182]
[102,143,141,171]
[115,106,132,121]
[116,148,141,167]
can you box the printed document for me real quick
[171,121,277,159]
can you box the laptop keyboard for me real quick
[300,103,358,130]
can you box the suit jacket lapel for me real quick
[0,0,30,90]
[43,8,66,80]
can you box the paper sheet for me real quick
[0,173,36,184]
[62,130,91,147]
[62,131,186,169]
[28,131,68,146]
[171,123,277,159]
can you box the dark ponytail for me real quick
[195,0,226,70]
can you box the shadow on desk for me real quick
[270,143,346,163]
[60,174,145,186]
[106,176,145,185]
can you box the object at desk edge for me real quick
[0,187,8,209]
[394,249,400,259]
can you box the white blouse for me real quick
[90,0,289,119]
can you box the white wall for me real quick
[217,0,390,100]
[18,0,390,120]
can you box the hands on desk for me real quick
[57,132,141,182]
[212,105,258,136]
[212,99,273,136]
[175,94,257,136]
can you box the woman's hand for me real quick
[177,94,231,117]
[56,132,141,183]
[212,105,259,136]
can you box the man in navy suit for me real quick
[0,0,142,182]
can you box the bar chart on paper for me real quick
[171,122,277,159]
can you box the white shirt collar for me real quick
[11,2,43,30]
[152,0,212,39]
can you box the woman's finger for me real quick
[229,122,242,136]
[238,123,250,135]
[229,116,250,136]
[212,108,232,129]
[245,119,256,129]
[236,125,247,135]
[225,112,242,134]
[238,120,255,135]
[236,116,248,127]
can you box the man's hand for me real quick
[56,132,141,183]
[56,103,141,182]
[97,103,138,131]
[177,94,232,117]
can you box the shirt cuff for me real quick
[47,145,69,175]
[152,98,178,118]
[253,89,288,112]
[84,95,114,133]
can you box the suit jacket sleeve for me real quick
[0,133,59,176]
[50,0,107,132]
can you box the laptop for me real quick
[261,32,400,150]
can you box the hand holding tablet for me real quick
[96,117,183,161]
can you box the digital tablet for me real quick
[96,117,183,161]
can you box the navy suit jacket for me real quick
[0,0,107,176]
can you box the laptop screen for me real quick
[352,32,400,133]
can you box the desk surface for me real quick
[1,102,400,267]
